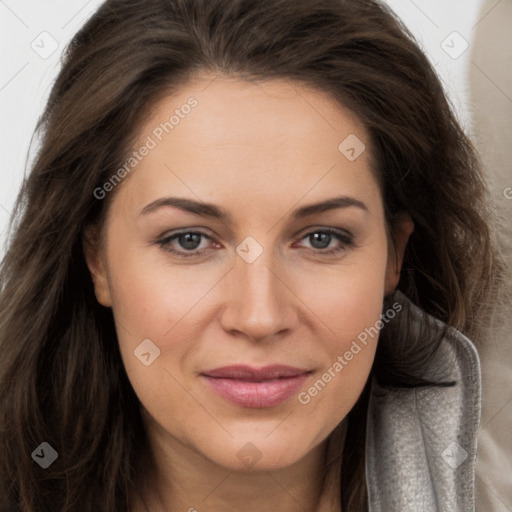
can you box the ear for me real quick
[384,212,414,295]
[82,225,113,307]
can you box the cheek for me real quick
[106,234,224,340]
[299,238,388,342]
[105,245,225,402]
[293,239,388,417]
[106,259,213,443]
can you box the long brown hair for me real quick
[0,0,507,510]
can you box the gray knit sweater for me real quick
[366,291,481,511]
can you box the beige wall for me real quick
[470,2,512,510]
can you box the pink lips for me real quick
[200,365,310,408]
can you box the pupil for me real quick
[180,233,201,250]
[311,232,330,249]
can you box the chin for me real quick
[194,431,320,473]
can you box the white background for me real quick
[1,1,511,510]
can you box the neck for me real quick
[132,416,347,512]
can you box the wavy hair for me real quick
[0,0,507,510]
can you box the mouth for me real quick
[200,365,312,408]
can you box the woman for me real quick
[0,0,506,510]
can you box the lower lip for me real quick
[201,374,310,408]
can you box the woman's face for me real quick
[86,74,410,472]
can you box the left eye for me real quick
[293,229,354,254]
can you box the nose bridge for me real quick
[221,240,294,340]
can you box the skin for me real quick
[85,73,413,511]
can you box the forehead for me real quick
[110,73,381,220]
[140,73,368,154]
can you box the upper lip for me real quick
[201,365,310,381]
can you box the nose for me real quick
[219,246,298,342]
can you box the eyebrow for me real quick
[139,195,368,221]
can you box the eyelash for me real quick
[156,228,355,258]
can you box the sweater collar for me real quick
[365,291,481,511]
